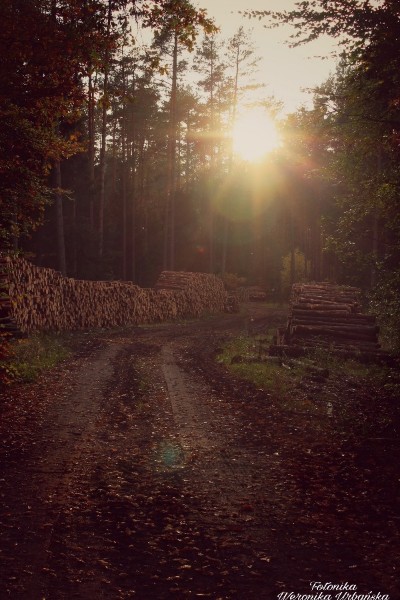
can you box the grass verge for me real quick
[217,334,400,435]
[6,333,71,383]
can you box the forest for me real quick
[1,0,400,349]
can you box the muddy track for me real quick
[0,306,398,599]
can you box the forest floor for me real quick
[0,304,399,600]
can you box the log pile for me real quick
[233,286,268,302]
[273,282,381,356]
[154,270,227,318]
[0,257,19,338]
[1,257,227,334]
[247,286,268,302]
[235,287,250,302]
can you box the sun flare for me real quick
[232,108,280,162]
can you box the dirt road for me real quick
[0,307,399,599]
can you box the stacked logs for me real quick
[231,287,267,302]
[1,257,227,334]
[247,286,268,302]
[154,270,227,318]
[0,257,19,338]
[276,282,380,354]
[235,287,250,302]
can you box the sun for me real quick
[232,108,280,162]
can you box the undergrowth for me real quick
[217,336,297,400]
[4,333,70,383]
[217,335,400,433]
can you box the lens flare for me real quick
[232,108,280,162]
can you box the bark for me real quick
[371,148,382,287]
[98,0,112,261]
[88,71,96,229]
[221,220,228,276]
[208,43,216,273]
[290,215,296,286]
[5,257,226,333]
[282,282,380,350]
[164,30,179,271]
[71,197,77,278]
[208,193,214,274]
[50,1,66,276]
[121,61,128,280]
[221,41,240,276]
[54,159,66,276]
[130,73,137,282]
[371,207,379,288]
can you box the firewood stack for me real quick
[280,282,380,352]
[235,287,250,302]
[0,256,19,338]
[2,257,227,334]
[247,286,268,302]
[154,271,227,318]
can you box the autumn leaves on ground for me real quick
[0,305,399,600]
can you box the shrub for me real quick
[368,270,400,353]
[220,272,247,291]
[4,333,70,384]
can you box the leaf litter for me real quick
[0,309,399,599]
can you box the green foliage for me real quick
[242,0,400,324]
[6,334,70,383]
[243,1,399,53]
[218,333,398,433]
[218,336,294,400]
[0,0,135,248]
[220,272,246,291]
[218,336,252,364]
[3,0,397,318]
[368,271,400,352]
[0,334,14,386]
[0,0,94,245]
[310,54,400,286]
[141,0,216,51]
[280,249,308,296]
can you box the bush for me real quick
[368,271,400,353]
[4,333,70,383]
[220,272,247,291]
[280,249,309,297]
[0,333,13,386]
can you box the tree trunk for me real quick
[208,192,214,274]
[208,43,216,273]
[221,41,240,275]
[88,71,96,229]
[49,1,66,275]
[130,71,137,282]
[121,61,128,280]
[54,159,66,276]
[71,197,77,277]
[221,219,229,276]
[371,208,379,287]
[371,148,382,287]
[164,30,179,271]
[130,176,137,283]
[289,212,295,286]
[98,0,112,262]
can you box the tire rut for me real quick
[1,308,398,599]
[161,344,212,452]
[0,341,125,599]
